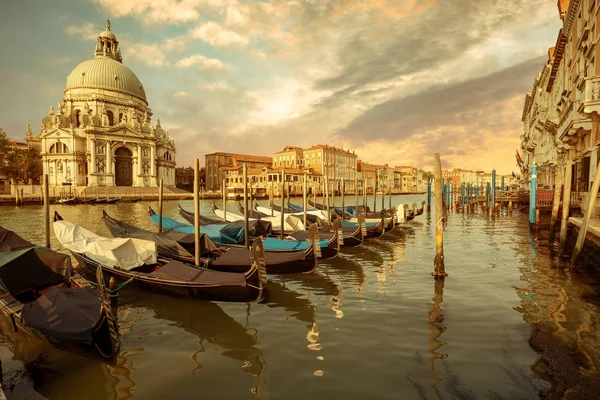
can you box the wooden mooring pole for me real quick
[158,179,163,233]
[560,151,574,255]
[426,175,431,212]
[243,164,249,249]
[280,170,285,240]
[222,178,227,221]
[434,153,447,278]
[529,163,537,231]
[194,159,201,266]
[572,161,600,265]
[43,174,50,248]
[303,173,308,229]
[549,163,564,244]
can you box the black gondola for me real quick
[155,207,318,273]
[0,226,119,362]
[106,210,316,275]
[53,212,265,302]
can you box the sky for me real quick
[0,0,562,174]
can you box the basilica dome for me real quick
[65,56,147,103]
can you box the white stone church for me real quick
[27,20,176,187]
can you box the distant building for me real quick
[273,144,358,193]
[222,166,323,198]
[205,152,273,191]
[394,165,419,192]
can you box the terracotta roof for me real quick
[206,152,272,163]
[269,167,321,175]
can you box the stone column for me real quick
[138,144,143,175]
[150,145,156,176]
[91,139,96,174]
[106,141,112,176]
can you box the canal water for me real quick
[0,195,599,399]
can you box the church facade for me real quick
[27,21,176,187]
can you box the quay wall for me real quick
[567,225,600,274]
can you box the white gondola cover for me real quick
[213,208,304,232]
[53,220,157,270]
[396,204,406,224]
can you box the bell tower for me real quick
[94,20,122,63]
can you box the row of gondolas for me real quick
[0,199,424,363]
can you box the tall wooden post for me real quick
[43,174,50,248]
[303,173,308,230]
[381,176,385,211]
[243,164,249,249]
[434,153,447,277]
[427,175,432,212]
[572,161,600,265]
[529,163,537,230]
[158,179,164,233]
[388,178,392,210]
[373,171,378,213]
[194,159,201,266]
[222,178,228,221]
[325,174,330,221]
[549,163,564,243]
[363,177,367,212]
[271,181,275,216]
[355,175,359,214]
[341,177,345,219]
[560,152,573,255]
[280,170,285,239]
[492,169,497,211]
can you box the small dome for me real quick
[98,29,117,40]
[65,57,147,103]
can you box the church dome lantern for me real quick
[63,20,147,104]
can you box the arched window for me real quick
[74,109,81,128]
[49,142,69,154]
[106,111,114,126]
[119,112,124,123]
[163,152,172,161]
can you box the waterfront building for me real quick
[223,166,322,197]
[205,152,273,191]
[520,0,600,211]
[273,145,358,193]
[0,140,31,194]
[26,21,176,188]
[394,166,419,192]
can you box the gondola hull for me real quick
[71,252,264,303]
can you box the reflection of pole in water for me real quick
[427,278,448,373]
[243,303,270,400]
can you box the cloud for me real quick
[64,23,98,41]
[90,0,210,23]
[172,91,189,98]
[190,21,249,47]
[175,54,228,70]
[125,43,168,67]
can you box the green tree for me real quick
[0,129,9,176]
[0,129,42,183]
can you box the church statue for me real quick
[26,123,32,138]
[49,105,54,115]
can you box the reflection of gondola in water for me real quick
[0,312,118,400]
[117,290,269,392]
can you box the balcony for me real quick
[583,76,600,114]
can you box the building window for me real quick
[107,111,114,126]
[49,142,69,154]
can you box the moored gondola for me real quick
[0,226,120,362]
[53,212,265,302]
[110,209,317,275]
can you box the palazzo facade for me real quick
[27,20,176,187]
